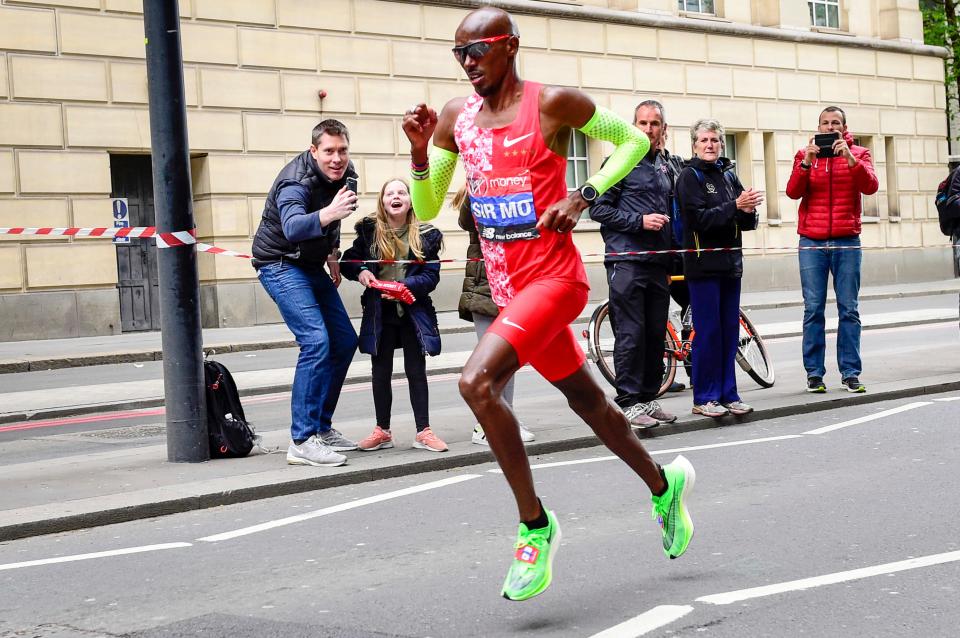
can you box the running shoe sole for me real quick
[358,441,394,451]
[692,407,728,418]
[724,406,753,416]
[412,441,448,452]
[806,386,827,393]
[286,455,347,468]
[502,516,563,601]
[666,455,696,559]
[845,385,866,393]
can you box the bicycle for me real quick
[584,276,775,398]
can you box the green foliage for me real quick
[922,0,960,131]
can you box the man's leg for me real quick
[257,263,332,443]
[314,273,359,433]
[607,262,648,411]
[831,238,863,381]
[799,238,829,380]
[639,267,671,402]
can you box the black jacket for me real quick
[251,150,358,267]
[676,157,757,279]
[590,150,673,268]
[340,217,443,357]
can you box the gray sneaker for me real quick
[623,403,659,429]
[722,401,753,416]
[287,437,347,467]
[642,400,677,424]
[319,428,357,451]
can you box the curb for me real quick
[2,378,958,543]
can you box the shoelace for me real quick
[643,401,662,416]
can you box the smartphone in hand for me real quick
[346,176,358,194]
[814,132,840,158]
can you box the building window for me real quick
[724,133,738,174]
[566,130,589,194]
[678,0,715,14]
[809,0,839,29]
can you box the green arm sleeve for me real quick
[578,106,650,195]
[410,146,459,221]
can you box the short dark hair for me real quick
[312,119,350,146]
[634,99,666,124]
[820,106,846,125]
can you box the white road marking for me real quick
[197,474,482,542]
[0,542,191,572]
[803,402,931,435]
[697,550,960,605]
[589,605,694,638]
[487,435,803,473]
[933,396,960,402]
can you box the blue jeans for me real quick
[257,261,358,441]
[688,277,742,406]
[798,236,862,380]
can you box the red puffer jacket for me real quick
[786,131,880,240]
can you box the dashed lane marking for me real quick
[196,474,482,543]
[803,402,932,435]
[588,605,694,638]
[0,542,192,572]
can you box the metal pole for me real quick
[143,0,208,462]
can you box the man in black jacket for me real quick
[252,119,360,467]
[591,100,678,429]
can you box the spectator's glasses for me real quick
[451,34,513,64]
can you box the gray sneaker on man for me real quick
[623,403,659,429]
[287,437,347,467]
[642,400,677,424]
[319,428,357,451]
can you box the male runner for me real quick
[401,7,696,602]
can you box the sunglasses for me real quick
[451,34,513,64]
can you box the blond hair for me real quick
[369,178,424,261]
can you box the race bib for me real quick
[468,170,540,242]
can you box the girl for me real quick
[342,178,447,452]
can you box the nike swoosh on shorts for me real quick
[502,317,526,332]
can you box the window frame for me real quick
[808,0,840,29]
[678,0,716,15]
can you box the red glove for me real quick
[368,278,416,304]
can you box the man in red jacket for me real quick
[786,106,879,394]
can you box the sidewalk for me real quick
[0,280,958,542]
[2,278,958,374]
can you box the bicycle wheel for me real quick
[736,309,775,388]
[656,330,679,398]
[588,301,617,386]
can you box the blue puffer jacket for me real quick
[341,217,442,357]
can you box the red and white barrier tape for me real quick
[0,225,954,265]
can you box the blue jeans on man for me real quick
[798,236,862,380]
[257,261,358,442]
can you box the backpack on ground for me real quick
[935,168,960,236]
[203,358,256,458]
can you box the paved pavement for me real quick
[0,279,957,543]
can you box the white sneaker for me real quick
[287,437,347,467]
[472,423,535,446]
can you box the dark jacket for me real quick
[457,199,499,320]
[341,217,442,357]
[938,167,960,278]
[251,150,358,267]
[677,157,757,279]
[590,150,673,268]
[786,131,879,240]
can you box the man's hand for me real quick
[537,191,589,233]
[832,137,856,167]
[402,104,438,161]
[735,188,764,212]
[643,213,670,231]
[318,186,358,227]
[326,258,342,287]
[803,137,819,165]
[358,270,376,288]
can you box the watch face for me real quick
[580,185,598,202]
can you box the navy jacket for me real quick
[590,150,674,268]
[341,217,442,356]
[676,157,757,279]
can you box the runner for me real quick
[401,7,696,602]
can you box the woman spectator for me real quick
[676,119,762,418]
[341,178,447,452]
[455,187,535,446]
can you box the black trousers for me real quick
[371,305,430,430]
[606,261,670,406]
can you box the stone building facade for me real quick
[0,0,949,341]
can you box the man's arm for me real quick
[403,99,464,222]
[850,148,879,195]
[590,182,645,234]
[277,181,356,242]
[785,150,811,201]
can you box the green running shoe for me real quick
[651,454,696,559]
[501,509,562,601]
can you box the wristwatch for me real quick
[578,183,599,203]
